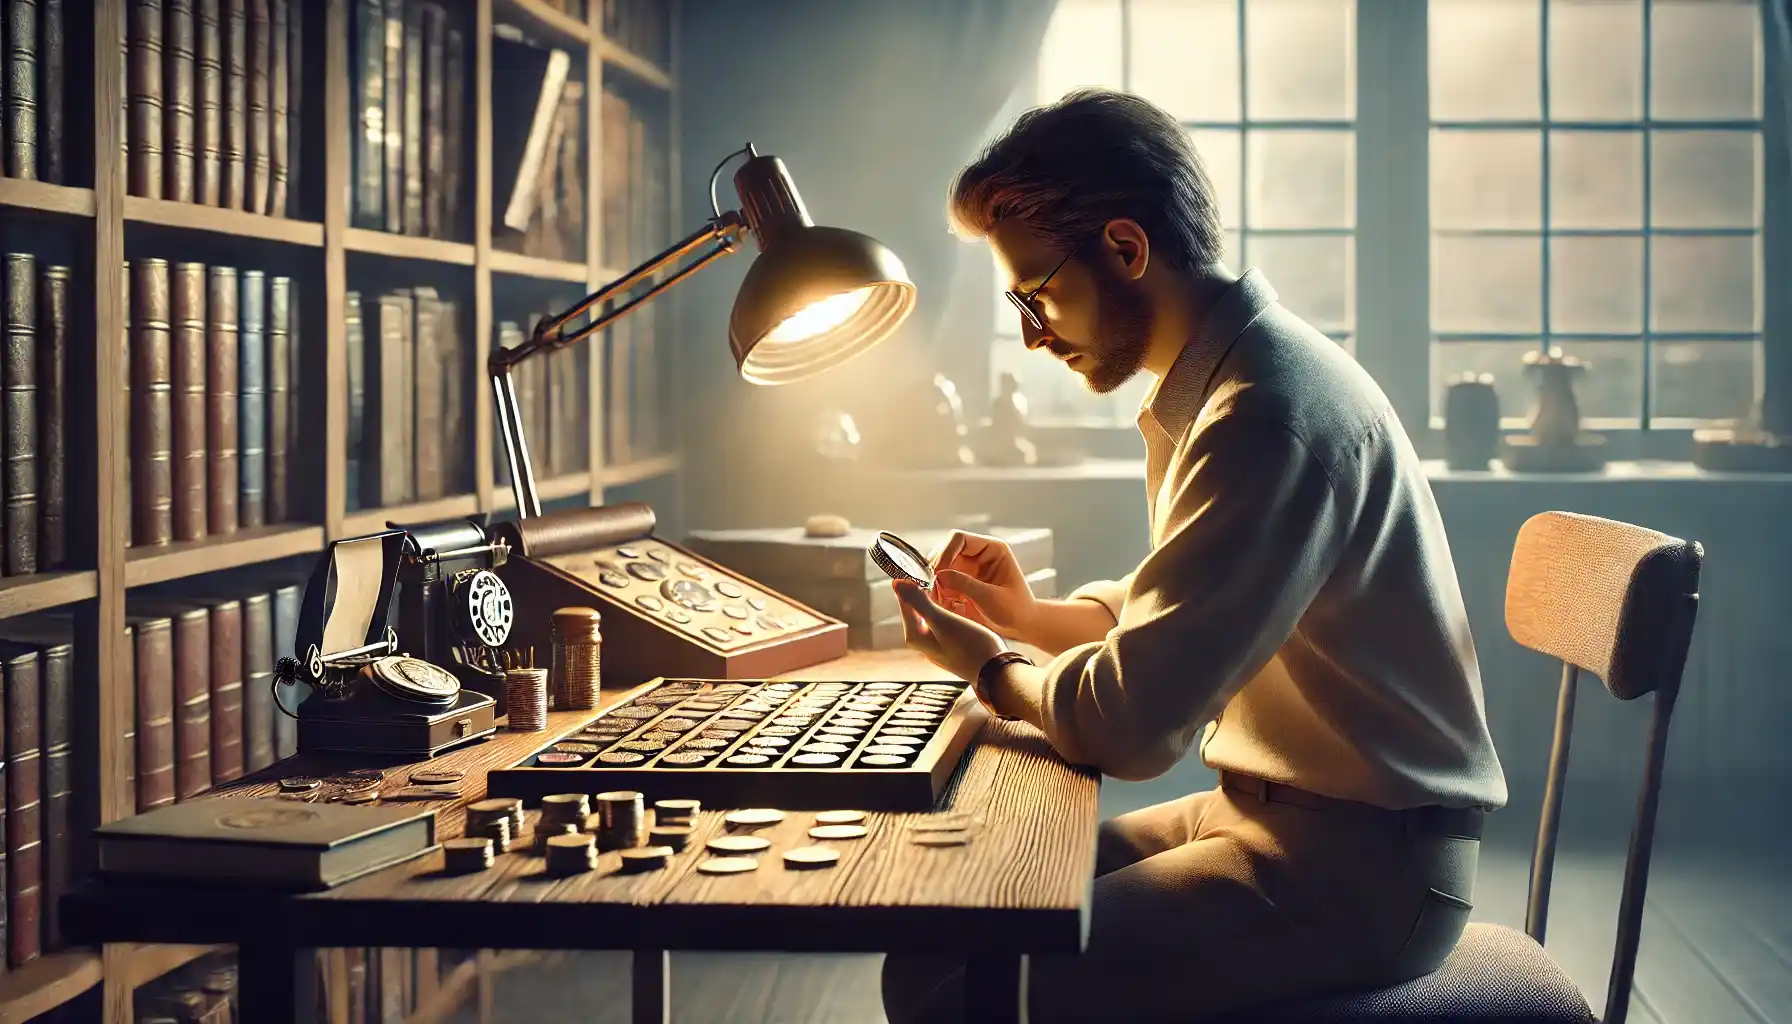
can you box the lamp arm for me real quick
[489,210,750,520]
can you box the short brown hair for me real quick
[948,89,1225,274]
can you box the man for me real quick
[882,89,1507,1023]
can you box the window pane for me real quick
[1429,340,1539,426]
[1650,235,1759,333]
[1556,340,1645,425]
[1132,0,1240,122]
[1431,130,1542,230]
[1549,130,1643,228]
[1651,339,1759,422]
[1651,130,1762,229]
[1245,233,1354,333]
[1191,129,1243,229]
[1551,235,1643,333]
[1432,235,1543,332]
[1430,340,1642,426]
[1247,130,1354,229]
[1037,0,1123,104]
[1430,0,1541,120]
[1650,0,1761,121]
[1246,0,1355,120]
[1547,0,1643,120]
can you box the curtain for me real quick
[675,0,1059,527]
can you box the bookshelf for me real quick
[0,0,682,1020]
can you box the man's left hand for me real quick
[893,579,1007,681]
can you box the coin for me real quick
[655,798,701,819]
[859,754,907,766]
[649,825,693,851]
[724,808,785,828]
[800,743,850,755]
[537,751,584,765]
[619,846,674,872]
[725,753,770,767]
[706,835,771,854]
[597,751,646,765]
[340,789,379,804]
[872,736,923,747]
[881,726,927,736]
[745,736,789,749]
[657,718,699,733]
[864,745,916,757]
[865,682,905,691]
[279,777,320,792]
[783,846,840,869]
[659,752,705,765]
[620,739,668,753]
[911,832,971,847]
[553,742,602,754]
[410,769,465,785]
[697,857,759,875]
[814,810,866,825]
[792,753,840,766]
[760,725,803,737]
[609,706,659,719]
[683,701,725,713]
[808,824,868,840]
[372,656,461,699]
[388,785,460,801]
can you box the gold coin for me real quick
[706,835,771,854]
[782,845,840,868]
[724,808,785,828]
[808,824,868,840]
[813,810,865,825]
[696,857,759,875]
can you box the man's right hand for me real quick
[928,531,1040,644]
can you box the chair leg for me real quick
[1527,663,1578,944]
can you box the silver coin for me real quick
[371,656,461,699]
[864,745,916,757]
[872,736,923,748]
[697,857,760,875]
[783,845,840,868]
[808,824,868,840]
[707,834,771,854]
[792,753,840,766]
[859,754,907,766]
[814,810,866,825]
[801,743,850,755]
[724,808,785,827]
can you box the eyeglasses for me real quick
[1002,229,1100,332]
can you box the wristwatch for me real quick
[974,651,1031,721]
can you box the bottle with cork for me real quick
[551,606,602,709]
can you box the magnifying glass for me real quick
[868,531,934,589]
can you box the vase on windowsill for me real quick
[1690,396,1792,472]
[1501,348,1608,473]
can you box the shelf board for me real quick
[0,570,100,620]
[489,249,589,283]
[490,471,592,510]
[494,0,591,46]
[342,494,482,536]
[600,37,674,91]
[0,178,95,218]
[601,453,679,487]
[344,228,477,266]
[0,949,102,1024]
[123,196,325,246]
[125,524,327,589]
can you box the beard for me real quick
[1063,260,1152,395]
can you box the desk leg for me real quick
[238,941,320,1024]
[632,949,669,1024]
[966,954,1028,1024]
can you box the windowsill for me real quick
[849,456,1792,486]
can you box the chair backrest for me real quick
[1502,511,1702,1024]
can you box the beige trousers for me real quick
[881,786,1481,1023]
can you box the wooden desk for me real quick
[62,650,1100,1024]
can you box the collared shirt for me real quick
[1039,269,1508,811]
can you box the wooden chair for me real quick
[1238,510,1704,1023]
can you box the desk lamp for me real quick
[489,143,918,518]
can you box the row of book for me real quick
[124,0,305,217]
[598,85,669,273]
[346,287,472,511]
[602,0,672,70]
[0,254,69,579]
[491,27,580,262]
[351,0,469,241]
[126,259,301,548]
[494,316,592,489]
[0,0,69,184]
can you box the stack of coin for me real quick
[619,846,674,872]
[535,820,581,850]
[654,798,700,825]
[467,815,511,852]
[543,832,597,876]
[539,793,591,831]
[467,798,526,844]
[505,668,549,731]
[648,825,693,851]
[551,607,602,710]
[594,790,644,852]
[443,837,496,874]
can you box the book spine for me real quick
[164,0,197,203]
[381,0,402,233]
[344,291,363,510]
[134,618,175,812]
[121,624,136,809]
[240,592,273,771]
[204,266,239,535]
[351,0,383,228]
[237,270,265,527]
[37,0,62,183]
[266,276,289,522]
[221,0,246,209]
[131,259,173,547]
[245,0,270,214]
[120,4,129,174]
[207,600,243,784]
[270,584,298,760]
[285,0,300,216]
[421,4,444,238]
[127,0,165,199]
[2,254,36,576]
[121,262,131,548]
[4,650,41,967]
[169,609,212,801]
[400,2,423,235]
[34,266,65,570]
[437,299,462,493]
[410,290,441,500]
[442,27,462,240]
[169,263,208,543]
[194,0,222,205]
[6,0,38,181]
[267,0,287,215]
[37,643,68,951]
[368,293,412,506]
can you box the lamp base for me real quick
[1503,432,1608,473]
[1691,427,1792,473]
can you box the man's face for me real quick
[988,219,1153,395]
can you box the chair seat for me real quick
[1230,923,1597,1023]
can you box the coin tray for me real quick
[486,678,986,811]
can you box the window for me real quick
[990,0,1357,426]
[1427,0,1765,429]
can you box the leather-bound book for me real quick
[237,269,265,527]
[34,266,65,570]
[122,263,131,548]
[5,0,37,181]
[245,0,270,214]
[380,0,403,233]
[437,298,463,492]
[420,4,444,238]
[267,0,287,215]
[204,266,238,534]
[270,582,299,759]
[119,4,128,174]
[131,602,211,801]
[127,0,165,199]
[442,27,463,239]
[556,80,585,260]
[164,0,197,203]
[38,0,63,183]
[200,598,243,784]
[194,0,222,205]
[221,0,246,209]
[410,287,441,500]
[400,1,422,235]
[128,614,176,812]
[0,621,72,953]
[351,0,384,228]
[285,0,299,216]
[266,276,289,522]
[131,259,173,548]
[364,291,413,506]
[3,253,36,576]
[122,622,138,810]
[240,591,273,770]
[169,263,208,543]
[344,290,364,510]
[0,644,41,967]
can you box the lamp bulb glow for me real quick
[761,287,874,345]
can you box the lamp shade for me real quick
[726,154,916,385]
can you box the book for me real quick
[222,0,248,210]
[205,265,240,535]
[491,33,569,234]
[351,0,384,228]
[36,265,67,569]
[95,797,438,890]
[39,0,65,184]
[128,0,166,199]
[5,0,37,181]
[0,643,41,967]
[3,252,36,575]
[131,258,174,548]
[245,0,270,214]
[127,613,176,812]
[267,275,291,522]
[238,269,266,527]
[0,620,75,954]
[165,0,198,202]
[345,290,364,510]
[270,582,299,759]
[169,262,208,542]
[195,0,224,204]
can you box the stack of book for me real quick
[491,315,589,489]
[490,26,581,262]
[0,620,77,969]
[346,287,472,511]
[603,0,671,68]
[349,0,468,240]
[124,0,306,216]
[0,1,70,184]
[125,259,300,547]
[0,254,71,579]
